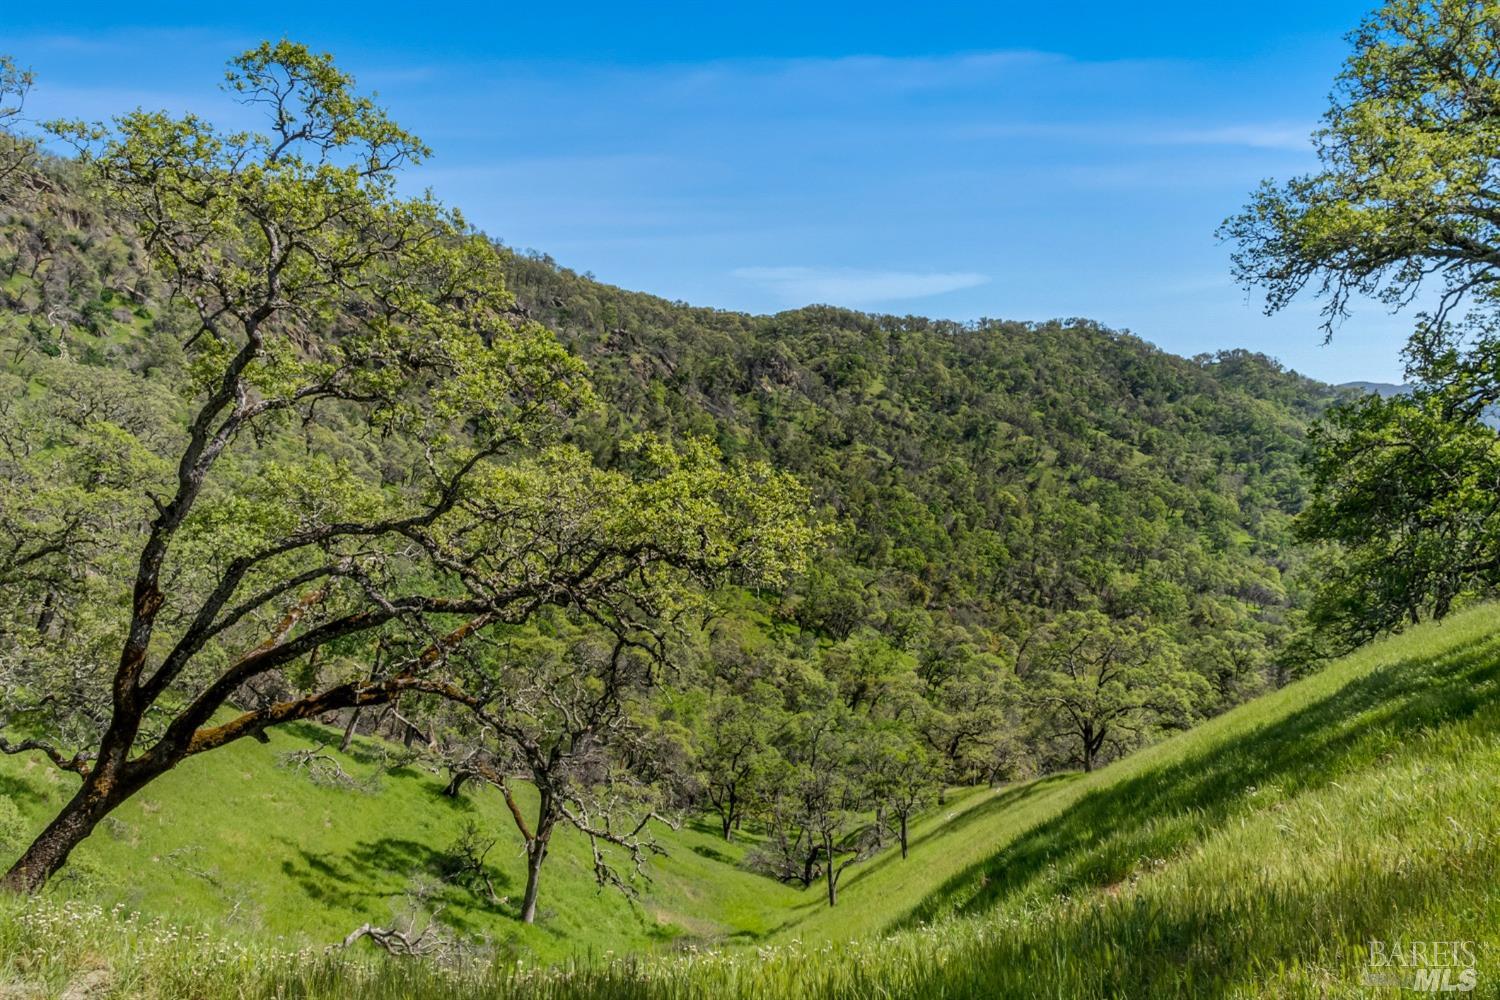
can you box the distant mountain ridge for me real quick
[1338,380,1412,398]
[1338,380,1500,430]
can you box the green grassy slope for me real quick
[744,598,1500,973]
[0,719,814,963]
[4,603,1500,997]
[0,714,1004,963]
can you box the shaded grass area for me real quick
[903,621,1500,927]
[0,719,1006,960]
[3,604,1500,996]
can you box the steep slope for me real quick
[788,598,1500,952]
[4,602,1499,997]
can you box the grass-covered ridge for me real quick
[4,601,1499,997]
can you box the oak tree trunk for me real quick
[824,833,837,907]
[519,835,550,924]
[442,770,471,798]
[721,788,736,841]
[1,760,140,894]
[339,707,362,753]
[517,791,557,925]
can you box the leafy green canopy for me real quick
[1225,0,1500,646]
[1222,0,1498,353]
[1299,384,1500,642]
[505,252,1335,712]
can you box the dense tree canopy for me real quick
[1300,377,1500,641]
[504,257,1334,716]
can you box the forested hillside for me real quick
[3,0,1497,993]
[7,576,1496,998]
[507,252,1337,709]
[0,150,1336,804]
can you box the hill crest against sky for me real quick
[5,7,1419,383]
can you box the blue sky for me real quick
[5,2,1416,383]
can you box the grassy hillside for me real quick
[0,712,1014,965]
[0,718,802,964]
[4,601,1500,997]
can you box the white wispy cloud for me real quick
[733,266,989,306]
[956,120,1314,152]
[689,49,1067,98]
[1149,124,1313,151]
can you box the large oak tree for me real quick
[0,43,812,893]
[1222,0,1497,352]
[1223,0,1500,643]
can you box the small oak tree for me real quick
[861,724,940,859]
[453,626,680,925]
[1022,612,1205,773]
[697,682,783,842]
[751,701,878,907]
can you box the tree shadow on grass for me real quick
[898,630,1500,931]
[901,835,1497,999]
[691,843,735,864]
[684,817,721,837]
[279,720,337,746]
[837,774,1081,897]
[0,770,50,808]
[274,720,435,786]
[417,778,486,814]
[275,838,402,911]
[276,834,518,934]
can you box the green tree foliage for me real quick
[919,645,1020,785]
[1225,0,1500,647]
[0,24,1355,908]
[505,252,1332,714]
[449,626,679,925]
[1022,612,1207,772]
[860,724,941,859]
[1300,384,1500,642]
[0,44,812,894]
[1222,0,1498,348]
[0,54,34,185]
[697,683,783,841]
[820,628,920,713]
[749,698,880,907]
